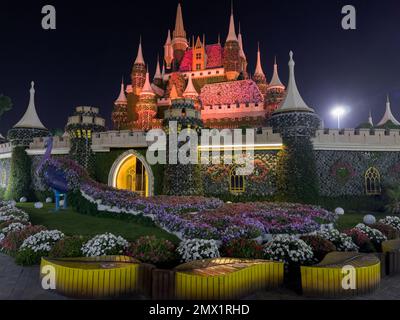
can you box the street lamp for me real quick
[331,106,346,129]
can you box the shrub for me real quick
[5,147,32,201]
[220,238,264,259]
[344,229,376,253]
[385,185,400,215]
[0,206,30,224]
[263,235,314,265]
[177,239,220,263]
[0,222,28,243]
[15,248,44,266]
[299,235,336,262]
[1,225,46,254]
[316,229,358,252]
[81,233,129,257]
[370,223,399,240]
[49,236,89,258]
[379,216,400,232]
[126,236,177,267]
[354,223,387,251]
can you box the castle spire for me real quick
[368,110,374,126]
[268,56,285,89]
[377,94,400,126]
[140,69,155,96]
[154,56,162,80]
[277,51,314,113]
[134,37,145,65]
[14,82,47,129]
[115,78,127,105]
[183,73,198,98]
[254,42,265,77]
[173,2,186,39]
[238,22,246,59]
[226,1,238,42]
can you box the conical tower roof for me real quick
[238,23,246,59]
[134,37,145,65]
[115,79,127,105]
[226,3,238,42]
[165,30,172,46]
[276,51,314,113]
[154,57,162,80]
[254,43,265,77]
[14,82,47,129]
[173,3,186,39]
[140,70,155,96]
[377,95,400,126]
[368,110,374,126]
[183,74,198,97]
[269,57,285,89]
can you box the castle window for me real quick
[230,167,245,193]
[196,64,201,70]
[196,53,202,60]
[365,167,381,195]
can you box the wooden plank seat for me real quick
[174,258,284,300]
[40,256,152,299]
[382,239,400,275]
[301,252,381,298]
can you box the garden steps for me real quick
[301,252,381,297]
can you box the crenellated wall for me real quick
[201,102,267,121]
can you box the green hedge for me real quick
[5,147,32,201]
[317,196,385,212]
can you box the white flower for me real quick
[20,230,64,253]
[177,239,220,263]
[355,224,387,243]
[81,233,129,257]
[379,216,400,232]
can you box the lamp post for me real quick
[331,106,346,129]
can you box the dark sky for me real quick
[0,0,399,134]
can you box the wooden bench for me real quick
[174,258,284,300]
[301,252,380,297]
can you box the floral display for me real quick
[370,223,399,240]
[299,235,336,262]
[177,239,220,262]
[200,80,264,106]
[81,233,129,257]
[49,236,89,258]
[0,203,30,223]
[316,229,359,252]
[0,222,27,243]
[379,216,400,232]
[221,238,264,259]
[20,230,65,253]
[1,225,46,253]
[179,44,223,72]
[344,228,376,253]
[330,161,355,184]
[126,236,177,266]
[263,235,314,265]
[354,223,387,244]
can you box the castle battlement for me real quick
[91,130,149,151]
[0,142,12,156]
[201,102,266,120]
[163,68,225,82]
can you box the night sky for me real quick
[0,0,399,134]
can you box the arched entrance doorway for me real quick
[108,150,154,197]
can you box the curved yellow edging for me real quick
[301,252,381,297]
[175,258,284,300]
[40,256,143,299]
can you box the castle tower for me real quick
[223,5,241,81]
[163,98,203,196]
[183,73,200,109]
[7,82,49,146]
[192,36,207,71]
[171,3,189,66]
[131,38,146,95]
[153,57,163,88]
[135,70,157,131]
[112,79,129,130]
[164,30,174,70]
[269,51,321,203]
[253,43,268,95]
[376,94,400,127]
[266,57,286,116]
[238,23,248,79]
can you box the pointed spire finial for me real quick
[140,70,155,96]
[134,37,145,65]
[276,51,314,113]
[226,1,238,42]
[173,2,186,39]
[377,93,400,126]
[269,55,285,89]
[254,42,265,77]
[154,56,162,80]
[183,73,199,98]
[115,77,128,105]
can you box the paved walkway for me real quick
[1,253,400,300]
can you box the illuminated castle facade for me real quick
[112,3,286,131]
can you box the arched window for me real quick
[365,167,381,195]
[126,167,136,192]
[230,167,245,193]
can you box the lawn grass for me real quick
[335,210,387,231]
[17,203,179,243]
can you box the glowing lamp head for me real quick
[331,106,346,117]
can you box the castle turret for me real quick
[171,3,188,66]
[153,57,163,88]
[238,23,248,79]
[7,82,49,146]
[131,38,146,95]
[253,43,268,95]
[183,73,200,109]
[135,70,157,131]
[164,30,174,70]
[266,57,286,116]
[269,51,320,203]
[112,79,129,130]
[192,36,207,71]
[223,5,241,81]
[376,94,400,128]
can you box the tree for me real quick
[0,94,13,119]
[5,147,32,201]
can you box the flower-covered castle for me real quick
[112,3,286,131]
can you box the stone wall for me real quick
[315,150,400,197]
